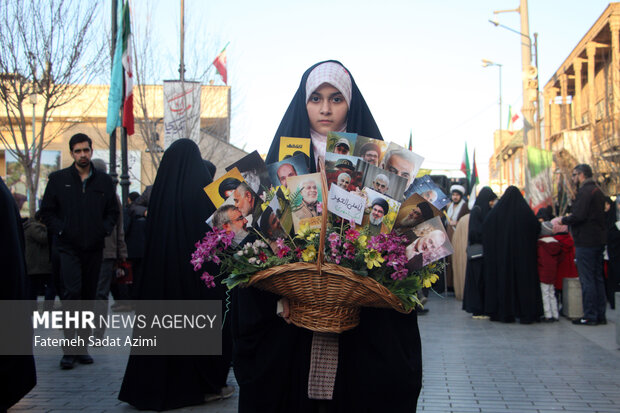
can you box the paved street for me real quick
[10,294,620,412]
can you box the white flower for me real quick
[237,250,244,256]
[248,257,257,264]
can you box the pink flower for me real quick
[277,245,291,258]
[345,228,360,242]
[294,247,304,259]
[200,272,216,288]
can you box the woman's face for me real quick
[306,83,348,135]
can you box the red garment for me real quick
[537,238,562,285]
[554,233,578,290]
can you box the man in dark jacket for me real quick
[553,164,607,325]
[40,133,119,369]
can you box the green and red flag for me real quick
[408,130,412,151]
[460,143,470,182]
[106,0,134,135]
[213,43,229,84]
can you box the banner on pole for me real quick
[525,146,553,213]
[163,81,202,149]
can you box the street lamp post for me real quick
[482,59,503,192]
[490,0,538,148]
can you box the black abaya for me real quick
[234,60,422,413]
[462,187,497,315]
[483,186,543,323]
[0,177,36,410]
[119,139,231,411]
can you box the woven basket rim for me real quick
[247,261,410,314]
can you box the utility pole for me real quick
[492,0,536,148]
[519,0,536,148]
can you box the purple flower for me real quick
[200,272,216,288]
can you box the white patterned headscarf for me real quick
[305,62,352,107]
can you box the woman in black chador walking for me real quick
[231,60,422,413]
[119,139,232,411]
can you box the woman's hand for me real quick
[278,297,291,324]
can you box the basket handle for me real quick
[316,164,329,275]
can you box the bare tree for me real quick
[0,0,106,215]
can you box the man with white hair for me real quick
[406,229,447,270]
[447,184,469,230]
[382,148,418,188]
[294,179,320,219]
[337,172,351,190]
[233,182,262,227]
[212,204,249,245]
[372,173,389,194]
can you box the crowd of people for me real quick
[2,59,619,413]
[450,164,620,327]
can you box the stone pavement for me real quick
[10,294,620,412]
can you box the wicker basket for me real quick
[245,169,412,333]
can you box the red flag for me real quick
[213,43,228,84]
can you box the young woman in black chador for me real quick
[232,60,422,412]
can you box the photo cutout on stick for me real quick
[325,152,361,172]
[360,187,401,235]
[404,216,454,271]
[279,137,311,162]
[381,142,425,191]
[393,193,440,235]
[356,160,408,201]
[204,167,245,208]
[207,198,250,246]
[267,154,309,189]
[287,173,323,232]
[404,175,450,210]
[257,196,289,253]
[352,135,388,167]
[325,154,362,193]
[226,150,272,202]
[326,132,357,156]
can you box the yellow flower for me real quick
[423,274,439,288]
[296,222,312,239]
[364,249,384,269]
[357,235,368,248]
[296,222,319,241]
[301,245,317,262]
